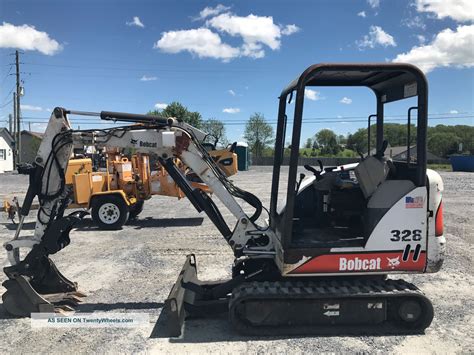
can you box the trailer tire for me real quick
[128,200,144,220]
[91,195,129,230]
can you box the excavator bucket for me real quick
[2,257,87,317]
[2,212,87,317]
[2,276,55,316]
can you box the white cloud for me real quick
[154,28,240,61]
[31,122,48,132]
[21,104,43,111]
[416,34,426,44]
[358,11,367,18]
[304,89,322,101]
[393,25,474,73]
[281,24,300,35]
[367,0,380,8]
[402,16,426,30]
[140,75,157,81]
[157,11,299,61]
[206,13,299,58]
[194,4,231,21]
[223,107,240,113]
[357,25,396,49]
[0,22,62,55]
[415,0,474,22]
[126,16,145,28]
[449,110,459,114]
[340,97,353,104]
[154,103,168,110]
[228,89,236,96]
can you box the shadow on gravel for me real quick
[126,217,204,229]
[77,301,165,312]
[0,304,16,319]
[2,217,204,232]
[151,316,327,343]
[2,219,96,231]
[2,221,37,230]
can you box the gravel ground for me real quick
[0,167,472,354]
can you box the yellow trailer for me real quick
[4,147,238,230]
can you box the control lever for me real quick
[296,173,305,192]
[303,164,318,175]
[304,162,324,181]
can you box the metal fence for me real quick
[251,156,449,166]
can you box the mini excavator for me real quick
[2,64,445,336]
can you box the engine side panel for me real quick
[283,186,430,275]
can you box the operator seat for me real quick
[355,156,390,199]
[355,141,416,238]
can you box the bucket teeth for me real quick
[72,290,87,298]
[69,294,85,303]
[55,305,75,314]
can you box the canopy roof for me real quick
[281,63,427,103]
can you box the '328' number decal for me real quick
[390,229,422,242]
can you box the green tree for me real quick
[148,101,203,128]
[337,134,347,146]
[427,124,473,156]
[315,129,341,155]
[202,118,227,147]
[304,138,312,149]
[427,132,462,158]
[244,113,274,159]
[346,123,417,155]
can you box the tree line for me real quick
[150,102,473,159]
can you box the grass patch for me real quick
[427,164,452,172]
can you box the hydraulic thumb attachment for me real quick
[2,211,87,316]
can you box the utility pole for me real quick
[13,92,17,167]
[15,50,22,164]
[8,114,12,133]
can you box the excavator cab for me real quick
[269,64,443,276]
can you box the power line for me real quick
[23,62,267,73]
[1,84,16,103]
[3,115,472,126]
[0,98,13,108]
[17,112,474,122]
[213,112,474,122]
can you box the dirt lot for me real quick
[0,167,472,354]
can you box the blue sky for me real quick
[0,0,473,144]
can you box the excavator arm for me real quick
[2,107,274,317]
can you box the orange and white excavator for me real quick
[2,63,445,337]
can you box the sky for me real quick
[0,0,473,144]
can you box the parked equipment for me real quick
[2,64,445,336]
[3,146,237,229]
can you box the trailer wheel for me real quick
[91,195,129,230]
[128,200,144,220]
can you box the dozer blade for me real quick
[152,254,198,338]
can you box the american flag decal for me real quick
[406,196,424,208]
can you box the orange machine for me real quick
[4,147,238,230]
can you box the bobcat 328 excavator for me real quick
[2,63,445,336]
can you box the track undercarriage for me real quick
[155,254,434,337]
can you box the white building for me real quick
[0,128,14,173]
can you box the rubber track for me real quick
[229,278,434,336]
